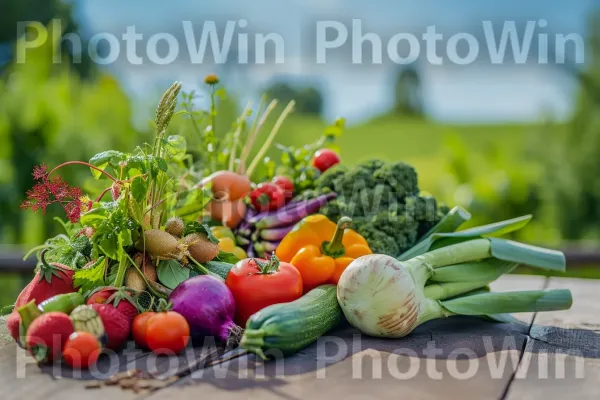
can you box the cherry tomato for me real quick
[249,183,286,212]
[62,332,101,369]
[272,176,295,201]
[132,312,156,349]
[312,149,340,172]
[225,256,303,326]
[146,312,190,354]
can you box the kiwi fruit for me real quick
[143,229,179,259]
[125,267,146,292]
[133,253,157,282]
[182,233,220,263]
[165,217,185,238]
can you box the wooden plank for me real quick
[151,275,547,400]
[0,343,137,400]
[505,277,600,400]
[0,315,12,348]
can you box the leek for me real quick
[337,237,571,339]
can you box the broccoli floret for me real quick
[352,220,400,257]
[315,164,348,192]
[373,162,419,199]
[370,212,420,254]
[310,159,445,257]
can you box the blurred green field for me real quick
[278,114,558,193]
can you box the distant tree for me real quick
[394,67,424,117]
[0,0,93,77]
[264,82,324,116]
[541,10,600,239]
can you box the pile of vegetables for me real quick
[4,75,573,371]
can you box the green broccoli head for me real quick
[315,164,348,192]
[352,219,400,257]
[372,162,419,199]
[311,159,446,257]
[370,212,420,254]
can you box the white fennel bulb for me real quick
[336,239,573,338]
[337,254,430,337]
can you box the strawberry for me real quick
[26,312,74,363]
[90,303,131,350]
[6,311,21,342]
[87,287,139,323]
[15,250,75,309]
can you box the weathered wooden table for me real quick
[1,275,598,400]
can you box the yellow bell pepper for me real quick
[276,214,372,292]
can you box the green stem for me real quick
[323,217,352,257]
[416,298,450,326]
[49,161,117,182]
[424,281,491,301]
[189,257,224,281]
[254,254,280,274]
[246,100,295,178]
[411,238,492,270]
[440,289,573,315]
[240,329,268,360]
[114,253,129,288]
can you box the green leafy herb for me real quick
[214,251,241,264]
[73,257,107,294]
[157,260,190,289]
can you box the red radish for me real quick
[249,183,285,212]
[6,311,21,342]
[312,149,341,172]
[15,250,75,309]
[272,176,294,201]
[26,312,74,363]
[87,287,139,323]
[169,276,239,343]
[90,303,131,350]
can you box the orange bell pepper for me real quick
[275,214,372,292]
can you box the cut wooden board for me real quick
[505,277,600,400]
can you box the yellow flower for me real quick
[204,74,220,85]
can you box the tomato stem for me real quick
[254,254,280,274]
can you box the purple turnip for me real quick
[169,275,240,343]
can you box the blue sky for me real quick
[73,0,597,124]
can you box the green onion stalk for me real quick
[336,238,572,338]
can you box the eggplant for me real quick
[259,225,294,241]
[252,193,337,229]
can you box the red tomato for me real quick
[225,256,303,326]
[132,312,156,349]
[249,183,286,212]
[272,176,294,201]
[312,149,340,172]
[146,312,190,354]
[62,332,101,369]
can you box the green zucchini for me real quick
[241,285,343,359]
